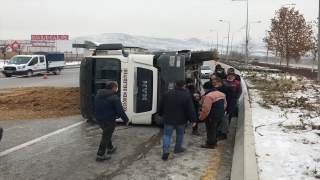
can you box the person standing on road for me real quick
[93,81,129,162]
[214,64,227,79]
[185,78,201,135]
[212,77,234,141]
[223,72,242,123]
[199,82,227,149]
[158,79,197,160]
[224,68,241,82]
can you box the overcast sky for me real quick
[0,0,318,46]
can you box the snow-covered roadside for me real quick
[244,71,320,179]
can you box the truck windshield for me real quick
[7,56,32,64]
[94,58,121,94]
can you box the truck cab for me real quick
[2,52,65,77]
[79,43,217,125]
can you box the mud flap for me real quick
[80,57,94,120]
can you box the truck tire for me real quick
[53,68,61,75]
[26,70,33,77]
[191,51,217,61]
[5,75,12,77]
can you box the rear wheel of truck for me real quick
[53,68,61,75]
[26,70,33,77]
[191,51,217,61]
[5,75,12,77]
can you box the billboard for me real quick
[31,35,69,41]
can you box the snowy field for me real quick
[243,71,320,179]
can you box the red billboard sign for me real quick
[31,35,69,41]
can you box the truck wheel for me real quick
[26,70,33,77]
[53,68,61,75]
[5,75,12,77]
[191,51,217,61]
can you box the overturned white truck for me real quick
[79,43,217,125]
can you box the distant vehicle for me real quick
[2,52,66,77]
[201,65,213,78]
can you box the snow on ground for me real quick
[244,71,320,180]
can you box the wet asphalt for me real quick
[0,61,236,180]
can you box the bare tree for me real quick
[264,7,314,67]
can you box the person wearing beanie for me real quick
[199,82,227,149]
[185,78,201,135]
[223,71,242,123]
[214,65,227,79]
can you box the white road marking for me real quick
[0,121,85,157]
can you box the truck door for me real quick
[27,57,39,72]
[38,56,46,71]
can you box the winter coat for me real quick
[216,83,235,114]
[93,89,129,122]
[199,89,227,120]
[186,85,201,108]
[223,79,242,99]
[158,87,197,125]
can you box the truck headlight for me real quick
[17,65,26,69]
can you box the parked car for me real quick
[201,65,213,79]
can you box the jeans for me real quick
[205,117,223,145]
[162,124,186,151]
[97,121,116,156]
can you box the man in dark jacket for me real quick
[94,81,129,161]
[212,77,234,140]
[199,82,227,149]
[214,64,227,79]
[185,78,201,135]
[223,72,242,123]
[158,79,197,160]
[225,68,241,82]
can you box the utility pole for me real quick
[318,0,320,82]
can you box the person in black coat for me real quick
[93,81,129,161]
[0,126,3,142]
[214,64,227,79]
[212,77,234,140]
[185,78,201,135]
[158,79,197,160]
[225,68,241,82]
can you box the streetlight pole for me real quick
[248,21,261,37]
[207,37,213,50]
[220,20,230,62]
[210,30,219,52]
[230,31,241,59]
[222,37,228,58]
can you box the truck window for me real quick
[28,57,38,66]
[7,56,32,64]
[134,67,153,113]
[40,57,45,63]
[94,58,121,95]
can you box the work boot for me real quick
[96,154,111,162]
[174,147,186,154]
[200,144,215,149]
[162,150,170,160]
[107,146,117,154]
[218,134,228,141]
[192,130,200,135]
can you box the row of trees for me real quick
[263,7,317,68]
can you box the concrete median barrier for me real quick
[218,62,259,180]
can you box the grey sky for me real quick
[0,0,318,46]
